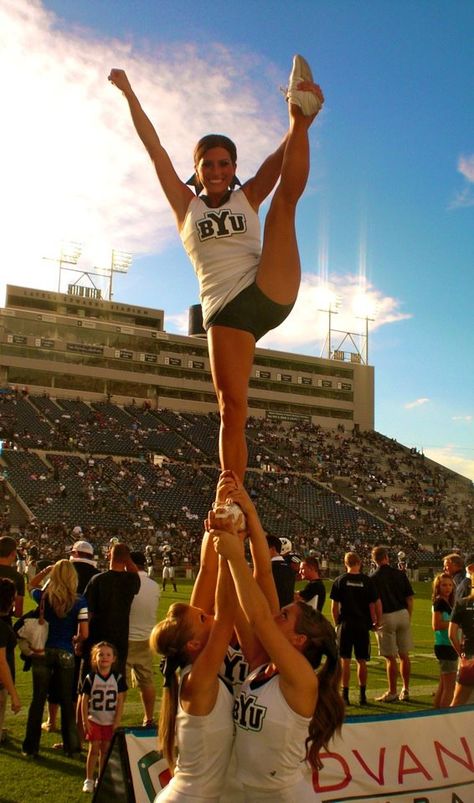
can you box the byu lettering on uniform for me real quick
[196,209,247,241]
[233,691,267,732]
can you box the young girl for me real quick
[149,517,237,802]
[80,641,127,794]
[213,527,344,802]
[108,56,324,480]
[431,573,458,708]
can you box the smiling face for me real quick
[195,147,236,198]
[95,644,116,674]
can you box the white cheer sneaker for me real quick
[286,54,322,116]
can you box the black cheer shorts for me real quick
[205,281,295,342]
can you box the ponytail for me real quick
[150,603,193,771]
[294,602,345,770]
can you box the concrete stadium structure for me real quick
[0,285,373,431]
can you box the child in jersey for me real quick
[80,641,127,793]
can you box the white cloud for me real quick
[0,0,283,303]
[452,415,472,423]
[404,398,430,410]
[450,154,474,208]
[258,273,411,355]
[1,0,410,362]
[424,446,474,482]
[458,155,474,183]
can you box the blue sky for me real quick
[1,0,473,479]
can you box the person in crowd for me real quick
[431,572,458,708]
[149,513,236,801]
[82,542,140,679]
[145,545,156,579]
[370,546,415,703]
[80,641,126,794]
[162,553,178,593]
[0,578,21,742]
[443,553,467,602]
[449,555,474,707]
[279,538,301,581]
[126,551,160,727]
[22,560,88,757]
[0,535,25,620]
[108,56,324,480]
[42,539,100,735]
[16,538,28,576]
[330,552,381,706]
[296,556,326,612]
[70,540,100,593]
[267,534,295,608]
[213,524,344,800]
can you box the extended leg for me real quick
[256,105,315,305]
[207,326,256,481]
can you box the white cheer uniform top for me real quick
[156,666,234,802]
[233,668,311,799]
[179,189,261,328]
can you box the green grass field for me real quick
[1,580,441,803]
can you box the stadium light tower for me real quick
[353,291,376,365]
[317,289,341,359]
[42,241,82,292]
[109,249,132,301]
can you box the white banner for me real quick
[121,708,474,803]
[313,707,474,803]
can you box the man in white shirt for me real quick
[127,551,160,726]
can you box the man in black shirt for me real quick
[83,543,140,677]
[296,557,326,612]
[267,535,294,608]
[331,552,380,706]
[70,540,100,594]
[371,546,414,703]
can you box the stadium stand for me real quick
[1,389,472,576]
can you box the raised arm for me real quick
[213,530,317,714]
[108,68,193,227]
[226,475,279,615]
[186,555,237,700]
[190,471,239,612]
[242,136,288,211]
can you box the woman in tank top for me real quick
[108,56,324,481]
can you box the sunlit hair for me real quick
[443,553,464,570]
[186,134,240,196]
[193,134,237,167]
[0,577,16,614]
[110,542,130,564]
[90,641,118,673]
[344,552,361,568]
[302,556,320,572]
[432,572,454,605]
[149,603,194,771]
[44,559,78,617]
[294,601,345,770]
[372,546,388,563]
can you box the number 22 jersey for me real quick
[81,670,127,726]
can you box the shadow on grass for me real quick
[1,736,86,779]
